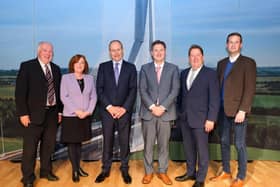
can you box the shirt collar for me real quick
[113,60,123,66]
[154,62,164,68]
[38,58,51,73]
[191,64,203,73]
[229,53,240,63]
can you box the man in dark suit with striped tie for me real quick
[15,41,62,187]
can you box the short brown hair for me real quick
[68,54,89,74]
[226,32,243,43]
[150,40,166,51]
[188,44,204,56]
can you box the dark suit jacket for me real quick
[217,55,256,117]
[178,66,220,128]
[96,60,137,115]
[15,58,62,124]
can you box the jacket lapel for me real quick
[188,66,204,91]
[117,60,126,87]
[184,68,191,92]
[34,59,48,84]
[148,62,158,86]
[70,73,82,94]
[221,55,242,80]
[108,61,117,87]
[158,62,168,86]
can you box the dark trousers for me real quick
[180,121,209,182]
[21,108,58,184]
[68,143,82,172]
[101,112,131,173]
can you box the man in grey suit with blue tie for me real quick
[139,40,180,185]
[175,45,220,187]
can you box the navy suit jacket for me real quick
[178,66,220,128]
[96,60,137,116]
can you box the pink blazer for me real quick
[60,73,97,117]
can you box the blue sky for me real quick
[0,0,280,70]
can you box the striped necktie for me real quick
[45,64,55,105]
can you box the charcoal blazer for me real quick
[139,62,180,121]
[15,58,62,124]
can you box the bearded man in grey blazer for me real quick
[139,40,180,185]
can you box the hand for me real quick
[115,107,127,119]
[234,111,246,123]
[58,114,62,123]
[151,106,165,117]
[204,120,214,132]
[76,110,90,119]
[75,110,84,119]
[20,115,30,127]
[80,111,91,119]
[107,106,119,119]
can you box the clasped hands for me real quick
[75,110,91,119]
[107,106,127,119]
[151,105,165,117]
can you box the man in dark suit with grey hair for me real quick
[15,41,62,187]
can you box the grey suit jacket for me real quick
[139,62,180,121]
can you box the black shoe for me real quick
[78,167,89,177]
[72,171,80,183]
[121,171,132,184]
[40,173,59,181]
[192,181,205,187]
[175,173,196,181]
[23,183,33,187]
[95,172,110,183]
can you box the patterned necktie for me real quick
[45,64,55,105]
[114,63,119,85]
[156,65,161,83]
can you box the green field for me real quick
[257,76,280,82]
[0,137,22,153]
[248,114,280,127]
[0,86,15,99]
[130,142,280,161]
[253,95,280,108]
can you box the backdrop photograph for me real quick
[0,0,279,162]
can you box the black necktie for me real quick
[45,64,55,105]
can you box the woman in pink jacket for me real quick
[60,54,97,182]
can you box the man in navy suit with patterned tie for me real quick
[95,40,137,184]
[175,44,220,187]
